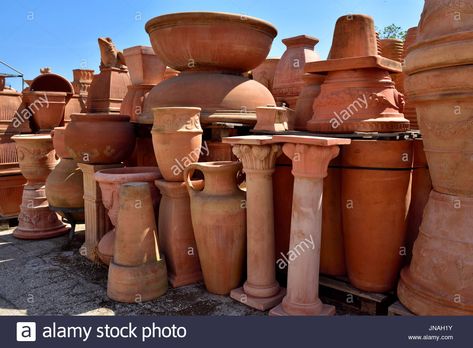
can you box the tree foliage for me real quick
[378,24,407,40]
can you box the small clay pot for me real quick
[151,107,203,181]
[24,91,67,132]
[65,113,135,164]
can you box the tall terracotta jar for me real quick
[151,107,203,181]
[184,161,246,295]
[341,140,412,292]
[294,73,325,131]
[272,35,320,109]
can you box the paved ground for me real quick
[0,224,262,316]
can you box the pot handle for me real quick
[184,163,204,193]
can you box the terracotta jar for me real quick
[107,182,168,302]
[184,161,246,295]
[252,58,280,93]
[123,46,166,86]
[23,91,67,132]
[155,180,202,287]
[12,134,69,239]
[151,107,203,181]
[94,167,162,265]
[143,12,277,125]
[341,139,413,292]
[294,74,325,131]
[65,113,135,164]
[272,35,320,109]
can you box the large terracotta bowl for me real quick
[145,12,278,73]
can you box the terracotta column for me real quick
[223,136,286,310]
[270,135,350,316]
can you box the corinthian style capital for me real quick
[232,144,281,172]
[283,143,340,179]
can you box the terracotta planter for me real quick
[254,106,291,132]
[151,107,203,181]
[273,35,320,109]
[23,91,67,132]
[94,167,162,265]
[184,161,246,295]
[0,134,20,173]
[72,69,94,96]
[252,58,280,93]
[0,85,22,133]
[123,46,166,85]
[12,134,68,239]
[294,74,324,131]
[65,113,135,164]
[120,85,153,122]
[107,182,167,302]
[0,174,26,218]
[341,140,412,292]
[155,180,202,287]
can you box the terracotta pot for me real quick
[65,113,135,164]
[23,91,67,132]
[87,68,131,113]
[399,191,473,315]
[402,27,418,129]
[0,134,20,173]
[120,84,153,122]
[95,166,162,265]
[145,12,277,74]
[29,72,74,95]
[254,106,290,132]
[107,182,167,302]
[0,86,22,133]
[294,74,324,131]
[142,72,275,125]
[123,46,166,85]
[380,39,404,63]
[155,179,202,287]
[151,107,203,181]
[50,126,69,159]
[184,161,246,295]
[12,134,68,239]
[64,95,86,123]
[341,140,412,292]
[252,58,280,93]
[272,35,320,109]
[0,174,26,218]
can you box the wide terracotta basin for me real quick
[145,12,278,73]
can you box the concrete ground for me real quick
[0,224,262,316]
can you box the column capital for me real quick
[232,144,282,172]
[283,143,340,179]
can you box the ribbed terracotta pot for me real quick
[402,27,418,129]
[294,73,324,131]
[184,161,246,295]
[0,83,22,133]
[341,140,412,292]
[65,113,135,164]
[95,167,162,265]
[23,91,67,132]
[151,107,203,181]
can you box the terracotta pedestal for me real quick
[270,135,350,316]
[87,67,131,113]
[223,136,285,310]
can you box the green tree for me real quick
[378,24,407,40]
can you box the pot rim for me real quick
[70,113,131,122]
[145,11,278,38]
[24,91,68,97]
[12,134,52,141]
[95,166,161,183]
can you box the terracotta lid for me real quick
[282,35,319,47]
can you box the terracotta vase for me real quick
[107,182,168,302]
[294,74,325,131]
[252,58,280,93]
[123,46,166,85]
[144,12,277,125]
[23,91,67,132]
[272,35,320,109]
[184,161,246,295]
[12,134,69,239]
[151,107,203,181]
[305,15,408,133]
[155,180,202,287]
[94,167,162,265]
[65,113,135,164]
[341,140,412,292]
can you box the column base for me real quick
[230,287,286,311]
[269,303,335,316]
[13,224,69,240]
[169,270,203,288]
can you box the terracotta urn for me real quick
[184,161,246,295]
[341,139,413,292]
[151,107,203,181]
[65,113,135,164]
[294,73,325,131]
[272,35,320,109]
[23,91,67,132]
[123,46,166,86]
[305,14,409,133]
[107,182,168,302]
[252,58,280,93]
[94,167,162,265]
[143,12,277,125]
[12,134,69,239]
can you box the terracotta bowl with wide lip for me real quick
[145,11,278,73]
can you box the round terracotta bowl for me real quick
[145,11,278,73]
[65,113,135,164]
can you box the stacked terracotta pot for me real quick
[398,0,473,315]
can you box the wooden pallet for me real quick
[319,275,397,315]
[388,301,415,316]
[0,216,18,231]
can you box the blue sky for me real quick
[1,0,424,90]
